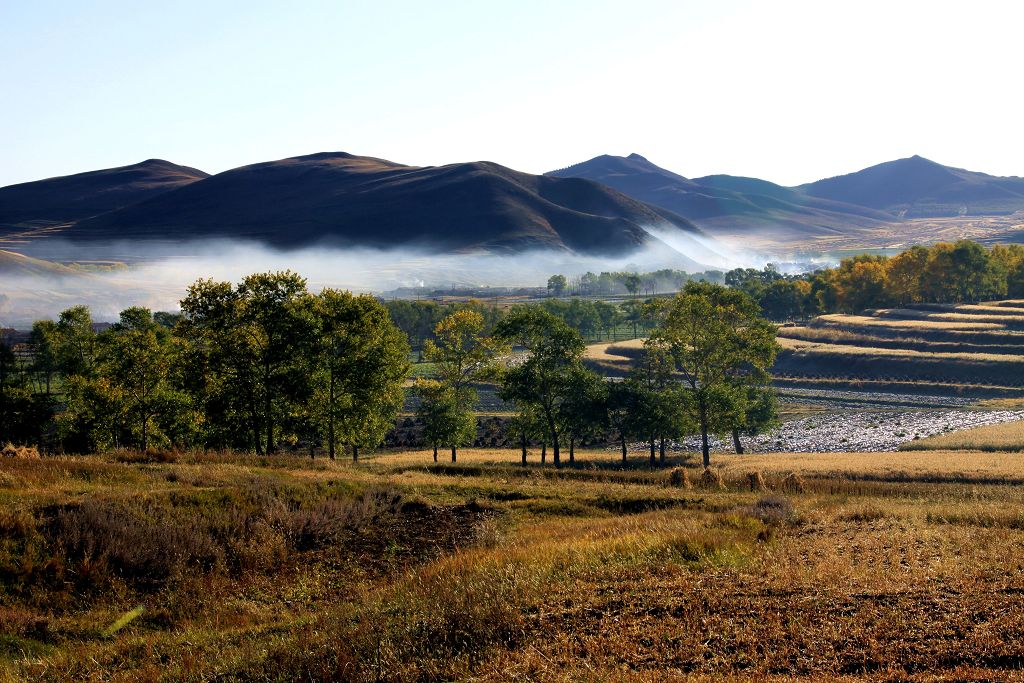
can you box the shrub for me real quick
[742,495,794,526]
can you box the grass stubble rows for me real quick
[2,447,1024,681]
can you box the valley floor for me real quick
[4,446,1024,681]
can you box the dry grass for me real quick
[815,313,1004,330]
[900,419,1024,452]
[778,336,1024,363]
[6,447,1024,680]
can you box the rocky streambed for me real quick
[667,409,1024,453]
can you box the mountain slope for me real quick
[547,154,894,241]
[68,152,708,258]
[0,159,209,232]
[800,156,1024,217]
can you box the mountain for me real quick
[547,154,894,242]
[64,152,708,258]
[799,155,1024,217]
[0,159,209,232]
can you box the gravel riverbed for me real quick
[662,409,1024,453]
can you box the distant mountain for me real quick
[63,152,709,260]
[0,159,209,232]
[547,154,894,242]
[799,155,1024,217]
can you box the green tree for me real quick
[178,272,315,454]
[547,274,568,297]
[312,290,409,461]
[422,309,500,461]
[495,307,586,467]
[558,367,607,463]
[413,379,476,462]
[652,282,779,467]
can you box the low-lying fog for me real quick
[0,233,800,328]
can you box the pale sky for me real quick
[2,0,1023,188]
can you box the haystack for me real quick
[668,467,691,489]
[781,472,806,493]
[700,467,724,489]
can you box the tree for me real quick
[422,309,501,461]
[102,308,195,450]
[558,367,607,463]
[495,307,586,467]
[727,385,778,454]
[413,379,476,462]
[547,274,568,297]
[628,342,691,465]
[312,290,409,461]
[651,282,779,467]
[624,273,641,298]
[178,272,315,454]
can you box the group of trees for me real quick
[726,240,1024,320]
[3,271,781,465]
[552,269,725,297]
[414,282,779,467]
[1,272,410,458]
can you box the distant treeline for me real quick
[541,240,1024,323]
[726,240,1024,320]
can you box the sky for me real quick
[2,0,1024,188]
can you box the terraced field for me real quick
[774,301,1024,403]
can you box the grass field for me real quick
[900,419,1024,452]
[775,302,1024,394]
[5,447,1024,681]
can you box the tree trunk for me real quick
[621,434,627,462]
[732,428,744,454]
[328,366,336,460]
[309,441,314,459]
[541,442,546,464]
[649,437,656,465]
[659,436,666,465]
[141,414,148,451]
[699,399,710,468]
[451,446,457,463]
[521,432,527,465]
[569,436,575,463]
[352,444,359,462]
[433,444,438,462]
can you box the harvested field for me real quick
[900,419,1024,452]
[5,449,1024,680]
[776,301,1024,396]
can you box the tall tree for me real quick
[413,379,476,462]
[312,290,409,461]
[496,307,585,467]
[422,309,500,461]
[651,282,779,467]
[178,271,314,454]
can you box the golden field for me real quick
[4,447,1024,681]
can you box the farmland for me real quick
[5,446,1024,681]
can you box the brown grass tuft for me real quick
[747,471,767,492]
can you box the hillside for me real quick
[547,154,895,242]
[29,152,710,259]
[0,159,209,233]
[799,155,1024,217]
[0,249,80,277]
